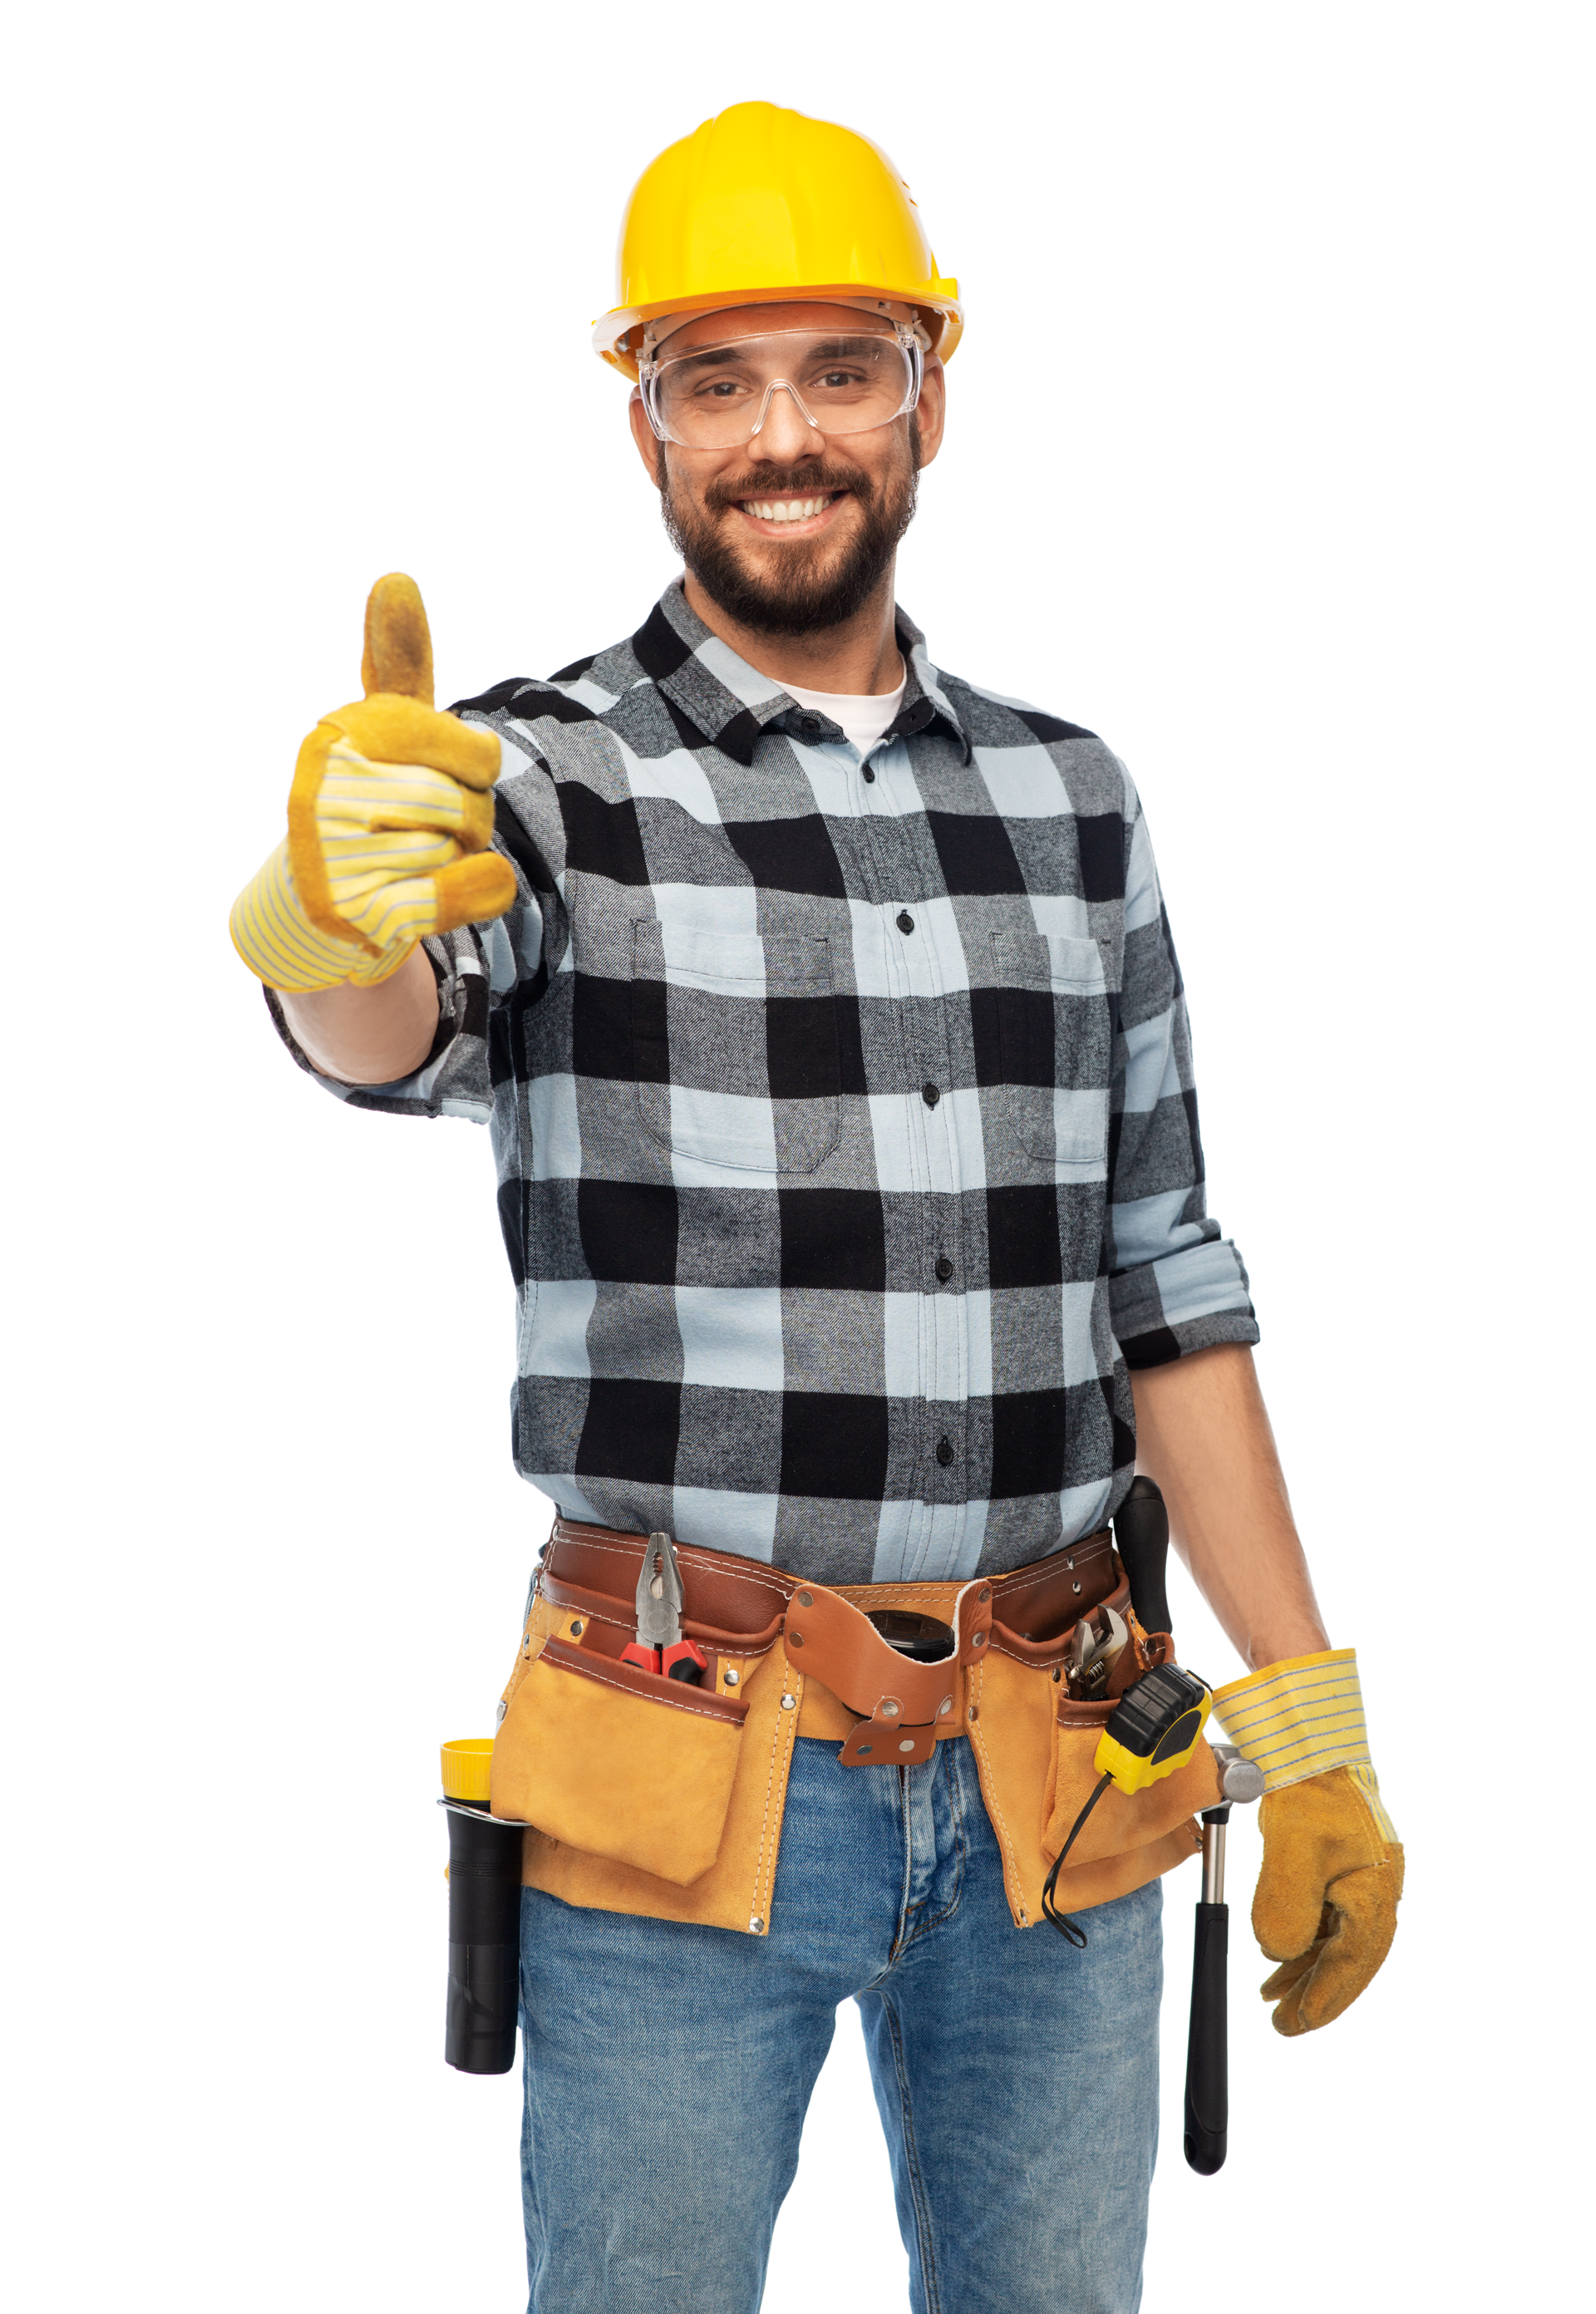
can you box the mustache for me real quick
[702,460,873,515]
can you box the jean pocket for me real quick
[632,920,840,1174]
[490,1634,750,1886]
[991,931,1111,1170]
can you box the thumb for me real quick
[361,573,435,706]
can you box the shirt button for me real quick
[921,1081,940,1108]
[936,1436,954,1466]
[934,1256,953,1283]
[797,713,821,735]
[896,910,915,934]
[862,766,876,783]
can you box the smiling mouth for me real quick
[735,492,843,528]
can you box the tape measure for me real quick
[1042,1662,1213,1942]
[1094,1662,1211,1795]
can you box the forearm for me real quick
[275,944,440,1083]
[1128,1342,1329,1671]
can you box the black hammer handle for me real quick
[1113,1475,1172,1634]
[1185,1894,1229,2173]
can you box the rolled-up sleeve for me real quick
[1106,776,1260,1368]
[264,918,505,1118]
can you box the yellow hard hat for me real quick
[594,101,963,381]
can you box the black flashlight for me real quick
[441,1740,525,2075]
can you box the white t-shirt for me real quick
[782,665,907,758]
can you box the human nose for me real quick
[746,380,825,462]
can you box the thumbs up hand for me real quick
[231,576,518,992]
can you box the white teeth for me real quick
[746,496,830,523]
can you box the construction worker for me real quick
[231,102,1400,2314]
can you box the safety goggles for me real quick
[638,323,923,449]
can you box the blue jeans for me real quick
[520,1734,1162,2313]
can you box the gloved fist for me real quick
[1213,1649,1402,2036]
[230,574,517,992]
[1253,1766,1402,2035]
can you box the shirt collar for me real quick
[631,578,971,766]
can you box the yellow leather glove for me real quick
[1213,1649,1402,2036]
[229,574,517,991]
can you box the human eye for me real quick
[679,362,756,404]
[800,339,884,395]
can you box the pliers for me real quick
[620,1531,708,1686]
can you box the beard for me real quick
[658,426,921,638]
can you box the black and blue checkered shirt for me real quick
[271,580,1259,1582]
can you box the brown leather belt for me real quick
[538,1518,1122,1765]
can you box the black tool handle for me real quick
[1184,1898,1229,2173]
[444,1806,525,2075]
[1114,1475,1172,1634]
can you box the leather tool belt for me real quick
[490,1518,1220,1938]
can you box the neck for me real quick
[681,564,904,697]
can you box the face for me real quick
[628,302,946,638]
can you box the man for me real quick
[232,101,1400,2314]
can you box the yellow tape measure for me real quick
[1094,1663,1213,1796]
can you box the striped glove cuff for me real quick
[1212,1648,1396,1842]
[229,839,414,993]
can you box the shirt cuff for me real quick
[1110,1235,1259,1369]
[263,934,491,1119]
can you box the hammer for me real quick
[1185,1742,1264,2173]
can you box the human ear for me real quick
[628,390,666,486]
[914,360,947,468]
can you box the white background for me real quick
[4,3,1589,2307]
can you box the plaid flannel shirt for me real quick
[270,580,1258,1583]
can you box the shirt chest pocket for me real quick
[631,921,841,1174]
[992,931,1112,1172]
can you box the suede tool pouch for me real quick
[490,1636,749,1887]
[1040,1663,1218,1873]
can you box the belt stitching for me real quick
[552,1532,794,1615]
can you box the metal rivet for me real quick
[750,1915,764,1933]
[569,1618,584,1637]
[881,1700,900,1717]
[967,1704,978,1721]
[781,1694,796,1711]
[899,1740,915,1754]
[723,1667,740,1686]
[1072,1581,1082,1593]
[1066,1558,1075,1572]
[979,1586,992,1603]
[797,1591,814,1607]
[495,1698,508,1726]
[938,1697,953,1716]
[972,1630,986,1647]
[857,1742,873,1755]
[789,1632,805,1648]
[1052,1667,1062,1683]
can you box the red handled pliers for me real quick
[620,1531,708,1686]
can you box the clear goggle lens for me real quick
[641,327,922,448]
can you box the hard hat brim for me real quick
[594,284,963,382]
